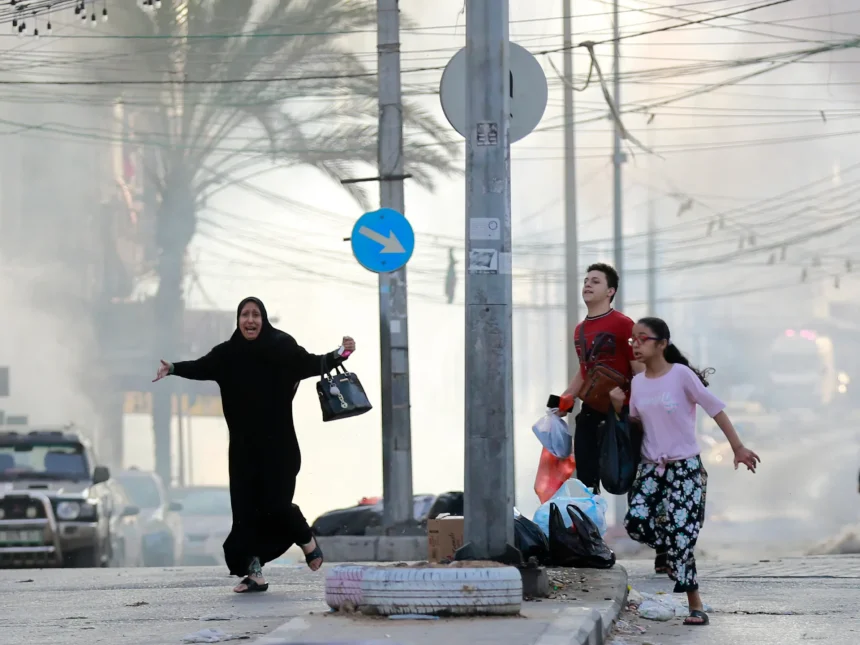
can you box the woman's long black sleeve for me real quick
[277,334,342,381]
[171,346,225,382]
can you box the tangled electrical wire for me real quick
[0,1,159,35]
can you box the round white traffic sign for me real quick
[439,42,548,143]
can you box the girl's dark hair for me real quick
[637,317,715,387]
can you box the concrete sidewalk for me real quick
[256,566,629,645]
[0,561,627,645]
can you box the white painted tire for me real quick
[359,566,522,616]
[324,565,367,610]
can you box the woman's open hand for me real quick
[733,444,760,473]
[153,360,172,383]
[342,336,356,355]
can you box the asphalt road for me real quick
[0,564,325,645]
[693,421,859,559]
[613,557,860,645]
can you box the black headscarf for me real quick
[230,297,279,351]
[227,297,303,397]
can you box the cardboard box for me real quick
[427,514,464,563]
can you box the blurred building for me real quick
[0,37,155,467]
[0,80,119,458]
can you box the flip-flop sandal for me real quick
[233,576,269,593]
[305,544,324,570]
[684,609,710,626]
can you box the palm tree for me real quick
[110,0,458,484]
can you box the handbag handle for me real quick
[320,356,333,381]
[320,353,348,380]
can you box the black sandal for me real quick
[654,551,670,575]
[305,544,324,570]
[684,609,710,626]
[233,576,269,593]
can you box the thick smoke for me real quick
[0,263,99,437]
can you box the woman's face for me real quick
[239,302,263,340]
[629,323,665,362]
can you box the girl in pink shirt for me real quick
[609,317,760,627]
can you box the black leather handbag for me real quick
[316,359,373,422]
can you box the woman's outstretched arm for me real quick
[153,344,226,383]
[275,334,354,381]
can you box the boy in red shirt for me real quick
[562,263,640,491]
[560,264,664,572]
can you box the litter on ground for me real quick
[181,628,234,643]
[629,589,713,621]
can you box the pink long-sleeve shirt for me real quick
[629,363,725,466]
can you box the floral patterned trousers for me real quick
[624,456,708,593]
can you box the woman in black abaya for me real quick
[153,297,355,593]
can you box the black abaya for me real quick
[170,297,341,576]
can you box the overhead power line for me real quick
[0,0,803,86]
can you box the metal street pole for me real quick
[544,270,552,392]
[186,409,194,486]
[647,118,657,315]
[612,0,624,301]
[563,0,580,386]
[459,0,517,562]
[377,0,414,531]
[611,0,627,526]
[177,395,186,488]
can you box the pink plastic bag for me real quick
[534,447,576,504]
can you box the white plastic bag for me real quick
[558,478,594,499]
[638,599,674,621]
[532,478,609,537]
[182,629,234,643]
[531,409,572,458]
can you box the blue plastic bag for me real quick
[531,410,572,459]
[533,478,609,537]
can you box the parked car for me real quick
[311,492,463,537]
[171,486,232,566]
[105,479,145,567]
[0,426,120,568]
[116,469,184,566]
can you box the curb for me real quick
[595,564,629,644]
[315,536,427,562]
[534,566,628,645]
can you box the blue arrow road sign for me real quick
[351,208,415,273]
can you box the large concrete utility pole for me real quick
[376,0,414,531]
[647,117,657,315]
[563,0,579,385]
[612,0,624,301]
[460,0,517,562]
[611,0,627,526]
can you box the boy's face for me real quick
[582,270,614,305]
